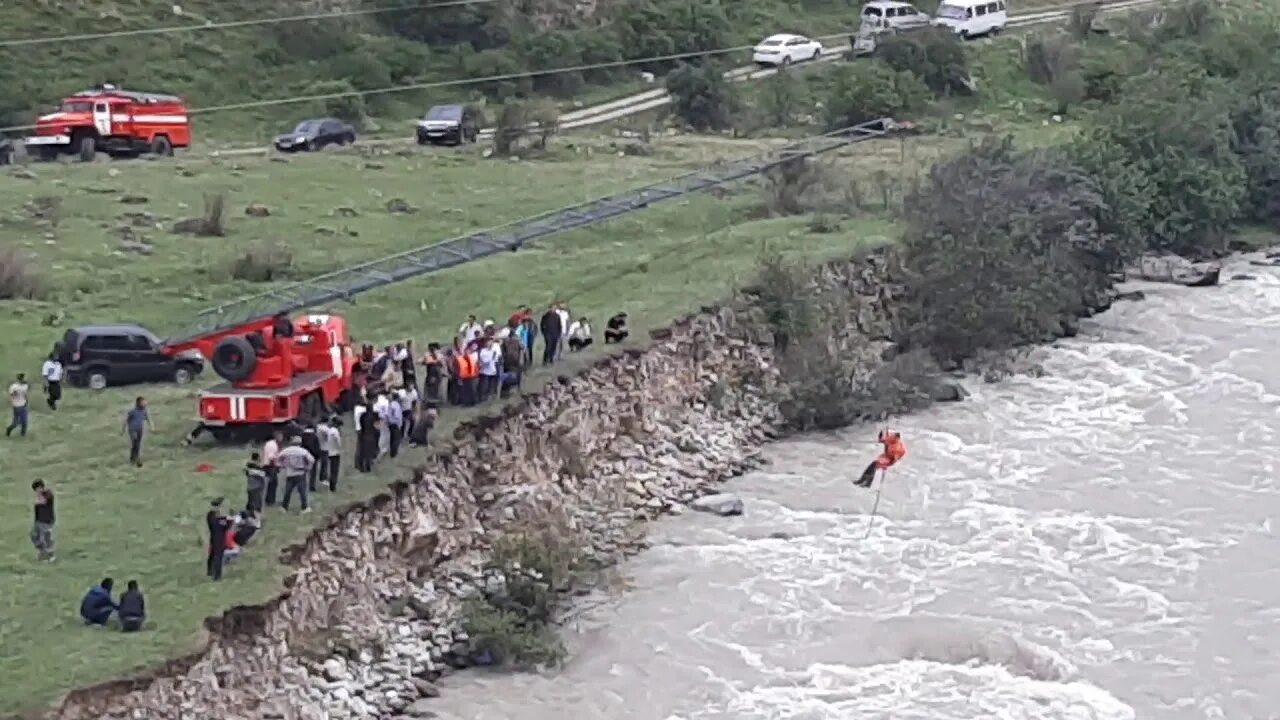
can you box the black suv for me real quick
[57,324,204,389]
[416,104,482,146]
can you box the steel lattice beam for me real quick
[167,118,891,344]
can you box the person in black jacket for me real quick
[205,498,233,581]
[244,453,266,513]
[300,423,323,492]
[118,580,146,632]
[605,312,630,344]
[539,303,562,365]
[356,402,379,473]
[79,578,117,626]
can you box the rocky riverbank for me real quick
[46,250,901,720]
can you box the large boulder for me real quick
[690,493,743,517]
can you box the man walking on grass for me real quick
[320,416,343,492]
[6,373,29,438]
[31,480,55,561]
[123,396,152,467]
[41,353,63,411]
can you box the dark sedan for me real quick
[274,118,356,152]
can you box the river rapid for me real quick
[430,256,1280,720]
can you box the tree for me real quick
[823,62,927,129]
[666,61,737,131]
[616,0,732,71]
[877,28,972,96]
[1231,90,1280,226]
[757,72,806,127]
[1071,60,1246,256]
[896,137,1123,364]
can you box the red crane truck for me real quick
[163,312,361,442]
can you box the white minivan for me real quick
[932,0,1008,37]
[860,0,932,32]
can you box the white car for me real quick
[861,1,932,32]
[752,34,824,66]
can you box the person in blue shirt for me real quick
[123,397,153,467]
[79,578,117,626]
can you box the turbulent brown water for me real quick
[429,255,1280,720]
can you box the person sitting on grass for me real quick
[605,312,629,344]
[568,316,593,351]
[118,580,146,633]
[232,510,260,547]
[222,521,242,564]
[79,578,117,626]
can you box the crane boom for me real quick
[165,118,892,345]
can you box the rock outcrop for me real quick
[47,252,900,720]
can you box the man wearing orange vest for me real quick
[456,344,480,407]
[854,429,906,488]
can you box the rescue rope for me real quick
[864,466,888,540]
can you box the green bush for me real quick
[1079,41,1143,103]
[0,245,45,300]
[616,0,733,71]
[300,80,368,126]
[230,241,294,282]
[823,62,927,129]
[666,61,738,131]
[459,522,582,669]
[1231,90,1280,226]
[1071,61,1245,256]
[877,28,972,96]
[757,72,808,127]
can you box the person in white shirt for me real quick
[568,317,593,352]
[320,417,343,491]
[6,373,30,438]
[372,391,391,455]
[555,302,571,357]
[459,315,483,346]
[397,386,418,441]
[41,354,64,411]
[477,338,502,401]
[261,432,282,506]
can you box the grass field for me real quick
[0,130,920,711]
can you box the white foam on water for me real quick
[696,660,1136,720]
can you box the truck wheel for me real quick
[212,335,259,382]
[151,135,173,157]
[77,136,96,163]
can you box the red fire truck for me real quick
[162,312,361,442]
[24,84,191,162]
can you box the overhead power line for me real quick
[0,0,500,48]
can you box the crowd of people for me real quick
[18,300,634,628]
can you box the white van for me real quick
[932,0,1008,37]
[860,1,932,33]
